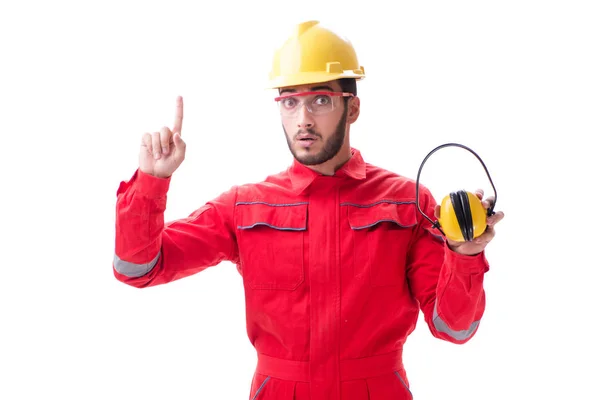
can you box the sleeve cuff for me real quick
[444,243,490,274]
[132,169,171,198]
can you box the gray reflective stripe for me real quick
[433,301,479,341]
[251,376,270,400]
[113,252,160,277]
[394,371,413,399]
[237,223,305,231]
[341,200,415,207]
[350,219,416,230]
[236,201,308,206]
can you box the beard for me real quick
[283,106,348,166]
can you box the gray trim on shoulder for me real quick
[113,251,160,278]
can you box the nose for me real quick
[296,103,315,129]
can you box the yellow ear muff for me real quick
[439,190,488,242]
[414,143,497,243]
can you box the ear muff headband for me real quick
[415,143,497,239]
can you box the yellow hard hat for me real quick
[267,20,365,89]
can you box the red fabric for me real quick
[114,148,490,400]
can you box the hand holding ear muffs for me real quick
[415,143,497,242]
[438,190,487,242]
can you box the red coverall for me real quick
[113,148,489,400]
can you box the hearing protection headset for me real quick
[415,143,498,242]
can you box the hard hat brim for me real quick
[267,71,365,90]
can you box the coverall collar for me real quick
[288,148,367,195]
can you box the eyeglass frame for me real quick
[274,91,355,116]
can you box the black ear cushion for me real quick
[458,190,474,241]
[450,191,473,241]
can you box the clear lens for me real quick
[278,94,338,117]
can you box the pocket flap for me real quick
[347,201,417,230]
[237,202,308,231]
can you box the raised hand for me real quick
[139,96,186,178]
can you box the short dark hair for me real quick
[338,78,357,112]
[338,78,357,96]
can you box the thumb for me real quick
[173,132,186,156]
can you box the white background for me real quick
[1,1,598,399]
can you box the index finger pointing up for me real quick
[173,95,184,135]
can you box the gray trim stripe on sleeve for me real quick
[433,300,479,341]
[113,251,160,278]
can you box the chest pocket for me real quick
[347,201,417,287]
[236,202,307,290]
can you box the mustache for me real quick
[295,129,321,138]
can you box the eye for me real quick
[281,98,298,109]
[313,95,332,106]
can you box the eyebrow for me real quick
[279,85,335,94]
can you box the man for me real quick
[113,20,504,400]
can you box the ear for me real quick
[347,96,360,124]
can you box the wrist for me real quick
[139,167,171,180]
[446,241,481,256]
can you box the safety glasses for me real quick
[274,91,354,117]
